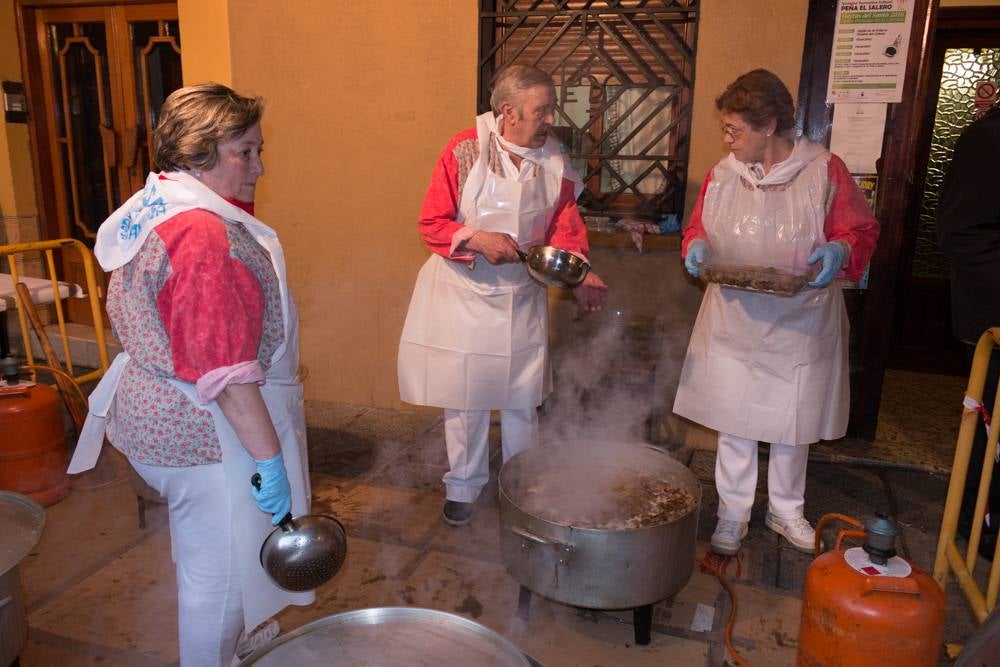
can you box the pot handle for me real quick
[509,526,574,565]
[510,525,557,546]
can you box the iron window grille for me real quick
[479,0,699,221]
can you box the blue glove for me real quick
[807,242,847,287]
[684,239,709,278]
[251,452,292,525]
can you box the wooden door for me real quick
[17,2,182,324]
[889,9,1000,375]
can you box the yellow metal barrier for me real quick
[1,238,109,384]
[934,328,1000,622]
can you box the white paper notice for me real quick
[690,603,716,633]
[830,102,887,173]
[826,0,915,103]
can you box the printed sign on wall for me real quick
[826,0,915,104]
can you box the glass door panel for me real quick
[914,47,1000,278]
[30,3,181,326]
[128,18,182,189]
[47,20,117,242]
[36,3,181,243]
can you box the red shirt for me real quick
[417,127,589,259]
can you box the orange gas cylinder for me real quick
[0,382,69,506]
[796,513,945,667]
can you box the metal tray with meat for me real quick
[699,261,812,295]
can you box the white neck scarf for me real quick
[95,171,275,271]
[458,112,583,221]
[728,138,828,187]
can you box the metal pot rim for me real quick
[0,491,46,576]
[238,607,531,666]
[498,441,702,533]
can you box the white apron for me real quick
[398,115,565,411]
[68,172,314,630]
[672,142,850,446]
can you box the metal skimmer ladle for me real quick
[251,474,348,592]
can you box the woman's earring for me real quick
[194,169,202,178]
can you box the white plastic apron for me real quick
[672,145,850,446]
[398,118,562,411]
[69,194,313,631]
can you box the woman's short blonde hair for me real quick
[715,69,796,135]
[489,65,554,115]
[153,83,264,172]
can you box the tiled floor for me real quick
[11,368,988,666]
[811,369,968,473]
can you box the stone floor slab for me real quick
[729,581,802,667]
[311,478,441,543]
[514,595,710,666]
[430,489,503,563]
[303,400,368,430]
[342,406,442,445]
[21,476,168,613]
[22,628,171,667]
[369,459,449,493]
[28,526,178,663]
[273,535,421,631]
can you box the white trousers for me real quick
[131,460,244,667]
[442,408,538,502]
[715,432,810,523]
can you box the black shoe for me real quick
[443,500,473,526]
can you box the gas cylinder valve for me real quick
[1,356,19,385]
[863,513,899,566]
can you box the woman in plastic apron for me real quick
[68,84,312,666]
[673,70,879,556]
[399,66,604,526]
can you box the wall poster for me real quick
[826,0,915,104]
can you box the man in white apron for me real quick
[398,65,607,526]
[673,70,878,555]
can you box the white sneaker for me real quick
[711,519,749,555]
[232,619,279,664]
[765,512,816,553]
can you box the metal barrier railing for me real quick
[934,327,1000,622]
[1,238,109,384]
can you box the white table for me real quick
[0,273,85,356]
[0,273,84,312]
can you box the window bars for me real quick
[479,0,699,219]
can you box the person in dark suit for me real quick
[936,101,1000,559]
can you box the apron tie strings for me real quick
[963,395,996,461]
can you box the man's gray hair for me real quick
[489,65,555,115]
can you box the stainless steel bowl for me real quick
[520,246,590,289]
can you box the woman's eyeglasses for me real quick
[722,124,747,140]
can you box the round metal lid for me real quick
[0,491,45,576]
[239,607,532,666]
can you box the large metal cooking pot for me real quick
[0,491,46,667]
[499,441,700,609]
[237,607,537,666]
